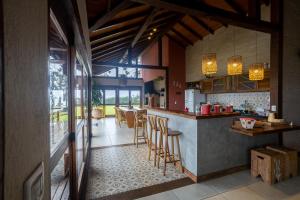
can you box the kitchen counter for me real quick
[147,107,279,182]
[146,107,240,120]
[231,121,300,137]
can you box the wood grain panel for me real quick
[3,0,49,199]
[0,0,3,198]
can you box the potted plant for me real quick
[92,87,103,119]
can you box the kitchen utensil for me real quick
[201,104,211,115]
[240,117,256,129]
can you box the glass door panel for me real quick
[130,90,141,107]
[119,90,129,106]
[49,13,70,199]
[104,90,116,116]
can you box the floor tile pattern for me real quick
[86,144,186,199]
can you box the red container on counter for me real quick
[214,104,221,113]
[226,105,233,113]
[201,104,211,115]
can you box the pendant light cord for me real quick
[233,26,236,56]
[255,31,258,63]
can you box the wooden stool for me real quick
[133,109,147,147]
[266,145,298,179]
[147,114,161,166]
[251,148,285,184]
[157,116,183,176]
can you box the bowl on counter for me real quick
[240,117,256,129]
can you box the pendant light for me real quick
[249,31,264,81]
[202,18,217,76]
[227,27,243,75]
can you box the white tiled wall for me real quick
[207,92,270,111]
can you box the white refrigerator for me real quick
[185,89,206,113]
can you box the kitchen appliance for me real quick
[185,89,206,113]
[201,104,211,115]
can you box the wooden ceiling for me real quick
[86,0,271,65]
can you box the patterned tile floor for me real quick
[86,144,186,200]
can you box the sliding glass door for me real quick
[49,12,71,199]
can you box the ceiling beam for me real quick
[177,21,203,40]
[224,0,246,15]
[120,8,159,64]
[92,34,135,52]
[91,26,139,45]
[90,0,133,31]
[93,47,129,61]
[165,33,186,48]
[93,61,168,69]
[190,16,214,34]
[130,0,278,33]
[136,14,184,60]
[92,41,131,57]
[170,28,193,46]
[131,8,158,48]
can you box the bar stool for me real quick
[147,114,162,166]
[157,116,183,176]
[133,109,147,147]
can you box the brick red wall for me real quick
[140,36,186,111]
[168,38,186,111]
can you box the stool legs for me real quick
[157,131,163,169]
[148,128,153,161]
[176,135,183,173]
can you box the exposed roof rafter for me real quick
[90,0,134,31]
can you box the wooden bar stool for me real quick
[147,114,162,166]
[157,116,183,176]
[133,109,147,147]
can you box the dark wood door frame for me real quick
[0,0,3,199]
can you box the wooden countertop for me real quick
[231,121,300,136]
[146,107,240,120]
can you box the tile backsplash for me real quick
[207,92,270,111]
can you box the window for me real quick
[98,68,116,77]
[131,90,141,107]
[104,90,116,115]
[118,67,136,78]
[49,19,69,153]
[119,90,130,105]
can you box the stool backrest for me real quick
[134,109,147,126]
[157,116,169,136]
[148,114,157,130]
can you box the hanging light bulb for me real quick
[149,32,153,36]
[153,28,157,32]
[249,32,264,80]
[202,53,217,75]
[227,27,243,75]
[228,55,243,75]
[249,63,264,80]
[147,36,151,40]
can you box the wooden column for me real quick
[270,0,283,117]
[270,0,283,144]
[0,0,3,198]
[248,0,261,19]
[69,47,78,200]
